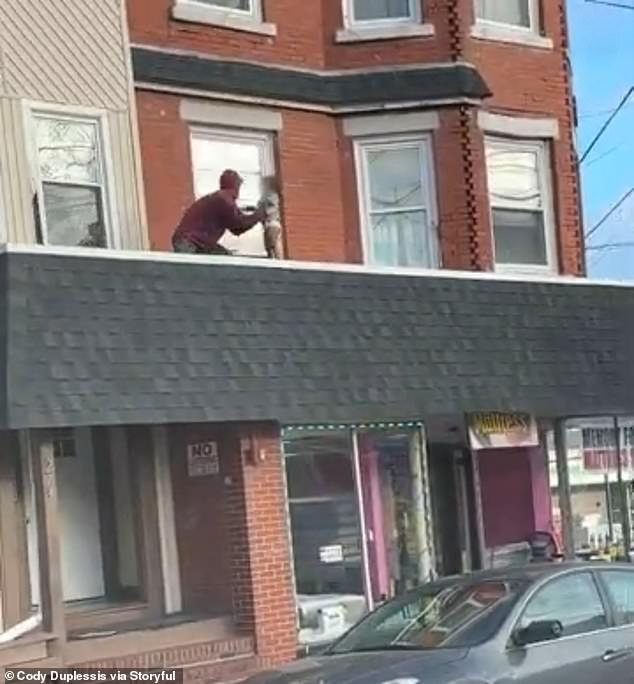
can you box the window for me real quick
[31,113,112,248]
[475,0,537,30]
[356,137,438,269]
[190,129,273,256]
[601,571,634,626]
[485,137,555,271]
[344,0,419,26]
[517,573,607,641]
[198,0,252,12]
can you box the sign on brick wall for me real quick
[468,412,538,450]
[187,441,219,477]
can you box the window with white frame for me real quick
[190,129,272,256]
[485,137,555,270]
[345,0,419,26]
[356,137,437,269]
[32,113,111,248]
[475,0,538,31]
[187,0,257,17]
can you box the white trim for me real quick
[5,241,629,289]
[354,133,439,269]
[485,136,558,274]
[171,0,276,36]
[180,99,282,131]
[471,22,553,49]
[335,22,434,43]
[479,111,560,140]
[343,111,439,137]
[152,425,182,615]
[343,0,421,30]
[21,101,121,250]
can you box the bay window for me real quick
[344,0,420,26]
[31,112,113,249]
[475,0,536,30]
[356,136,438,269]
[485,137,556,272]
[190,128,273,256]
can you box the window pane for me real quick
[353,0,411,21]
[199,0,250,10]
[36,117,100,184]
[190,134,267,256]
[284,432,368,646]
[519,573,607,639]
[42,183,106,248]
[366,146,425,211]
[486,144,542,211]
[371,210,433,268]
[602,571,634,625]
[476,0,531,27]
[493,208,546,265]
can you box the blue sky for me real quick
[568,0,634,279]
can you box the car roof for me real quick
[424,561,634,591]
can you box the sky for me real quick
[568,0,634,279]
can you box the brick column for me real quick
[226,423,297,667]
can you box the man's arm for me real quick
[221,199,264,236]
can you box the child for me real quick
[258,175,284,259]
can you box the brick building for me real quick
[0,1,600,682]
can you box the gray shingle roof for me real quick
[4,250,634,429]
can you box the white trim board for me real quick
[479,111,560,140]
[180,99,282,131]
[343,111,439,137]
[2,242,627,289]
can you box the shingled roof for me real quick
[3,248,634,429]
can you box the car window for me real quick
[517,572,607,642]
[601,571,634,626]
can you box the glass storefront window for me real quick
[283,425,434,648]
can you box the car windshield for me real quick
[329,579,527,653]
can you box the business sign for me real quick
[468,412,538,450]
[187,441,219,477]
[582,426,634,471]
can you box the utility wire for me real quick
[584,0,634,9]
[586,241,634,251]
[585,186,634,240]
[579,87,634,165]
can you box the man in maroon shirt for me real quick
[172,169,265,254]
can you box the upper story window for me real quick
[195,0,256,17]
[355,135,438,269]
[31,113,113,249]
[472,0,552,48]
[190,127,273,256]
[485,137,556,273]
[345,0,419,25]
[172,0,275,35]
[475,0,536,30]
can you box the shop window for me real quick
[30,111,114,249]
[190,128,273,257]
[23,428,142,618]
[485,137,556,272]
[283,425,434,649]
[355,136,438,269]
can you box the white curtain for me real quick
[371,210,433,268]
[353,0,411,21]
[476,0,530,26]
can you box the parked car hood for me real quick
[246,649,469,684]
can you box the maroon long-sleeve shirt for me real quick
[173,189,261,250]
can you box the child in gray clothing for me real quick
[258,175,284,259]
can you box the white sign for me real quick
[319,544,344,564]
[187,441,219,477]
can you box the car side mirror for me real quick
[513,620,564,647]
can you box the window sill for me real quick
[470,22,553,50]
[335,22,435,44]
[495,264,558,277]
[172,2,277,36]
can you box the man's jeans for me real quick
[172,238,231,255]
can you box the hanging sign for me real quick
[187,441,220,477]
[468,412,538,450]
[319,545,344,563]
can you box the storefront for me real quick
[282,423,435,648]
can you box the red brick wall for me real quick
[225,424,297,665]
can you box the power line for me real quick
[584,0,634,9]
[579,87,634,165]
[586,241,634,251]
[585,186,634,240]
